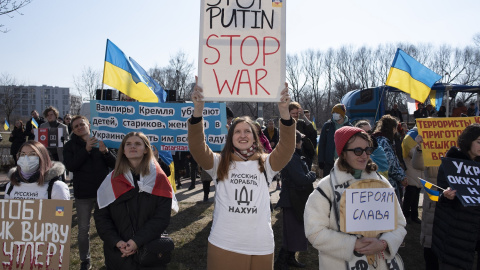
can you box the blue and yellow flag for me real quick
[103,39,166,103]
[158,150,176,192]
[31,118,39,128]
[386,49,442,102]
[420,178,440,202]
[312,117,317,130]
[4,118,9,131]
[402,128,418,158]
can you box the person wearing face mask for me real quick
[318,104,352,177]
[4,141,69,200]
[39,106,69,162]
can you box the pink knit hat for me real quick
[334,126,366,157]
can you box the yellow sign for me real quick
[416,117,480,166]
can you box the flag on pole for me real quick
[31,118,39,128]
[4,119,9,131]
[103,39,166,103]
[386,48,442,102]
[311,117,317,130]
[420,178,441,202]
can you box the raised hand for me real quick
[277,82,291,120]
[192,76,205,118]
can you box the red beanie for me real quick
[334,126,366,157]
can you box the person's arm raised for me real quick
[192,76,205,118]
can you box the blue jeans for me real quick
[75,198,97,263]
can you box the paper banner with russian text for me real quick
[0,199,73,269]
[198,0,286,102]
[441,157,480,207]
[416,117,480,166]
[90,100,227,152]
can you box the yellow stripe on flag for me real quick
[169,162,176,193]
[103,61,159,102]
[386,67,432,102]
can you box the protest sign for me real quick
[0,199,73,269]
[90,100,227,152]
[198,0,286,102]
[416,117,480,166]
[441,157,480,207]
[34,128,64,148]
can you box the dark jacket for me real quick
[432,147,480,270]
[24,117,45,140]
[63,133,116,199]
[94,182,172,270]
[9,127,26,156]
[277,148,316,209]
[263,127,279,149]
[318,118,352,167]
[296,119,317,149]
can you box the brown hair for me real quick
[71,115,90,127]
[457,123,480,161]
[373,114,398,141]
[217,116,265,181]
[337,132,378,174]
[288,101,301,112]
[113,132,154,178]
[43,106,59,118]
[10,141,53,186]
[14,120,25,133]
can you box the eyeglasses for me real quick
[345,147,374,156]
[17,152,38,158]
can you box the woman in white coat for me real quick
[304,126,406,270]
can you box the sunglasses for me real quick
[345,147,374,156]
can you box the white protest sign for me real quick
[345,188,396,233]
[198,0,286,102]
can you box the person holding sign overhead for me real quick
[304,126,406,270]
[94,132,174,270]
[188,77,295,270]
[432,123,480,270]
[5,141,69,200]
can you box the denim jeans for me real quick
[75,198,97,263]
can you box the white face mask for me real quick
[17,156,40,174]
[332,113,342,121]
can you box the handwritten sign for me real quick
[344,188,396,233]
[198,0,286,102]
[0,199,73,269]
[416,117,480,166]
[442,157,480,207]
[90,100,228,152]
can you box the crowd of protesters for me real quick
[3,93,480,270]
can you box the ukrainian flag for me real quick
[386,49,442,102]
[312,117,317,130]
[31,118,38,128]
[420,178,440,202]
[4,119,9,131]
[402,128,418,158]
[158,150,176,192]
[103,39,165,103]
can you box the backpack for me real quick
[7,178,58,199]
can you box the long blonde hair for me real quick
[113,132,154,178]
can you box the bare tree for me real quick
[473,33,480,48]
[0,73,26,124]
[285,53,307,101]
[70,95,82,115]
[0,0,33,33]
[73,66,102,102]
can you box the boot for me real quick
[274,248,289,270]
[287,251,305,268]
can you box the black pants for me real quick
[403,185,421,219]
[424,247,439,270]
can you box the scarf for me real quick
[233,145,257,161]
[97,160,177,211]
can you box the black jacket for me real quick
[263,127,279,149]
[432,147,480,269]
[94,184,172,270]
[63,133,116,199]
[24,117,45,140]
[9,127,26,156]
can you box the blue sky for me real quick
[1,0,478,95]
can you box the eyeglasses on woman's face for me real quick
[345,147,374,156]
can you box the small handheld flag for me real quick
[312,117,317,130]
[4,118,9,131]
[386,49,442,102]
[419,178,442,202]
[31,118,39,128]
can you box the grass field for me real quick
[68,201,423,270]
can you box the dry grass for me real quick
[69,201,423,270]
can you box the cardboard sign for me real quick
[198,0,286,102]
[90,100,228,152]
[34,128,64,148]
[441,157,480,207]
[0,199,73,269]
[344,188,396,232]
[416,117,480,166]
